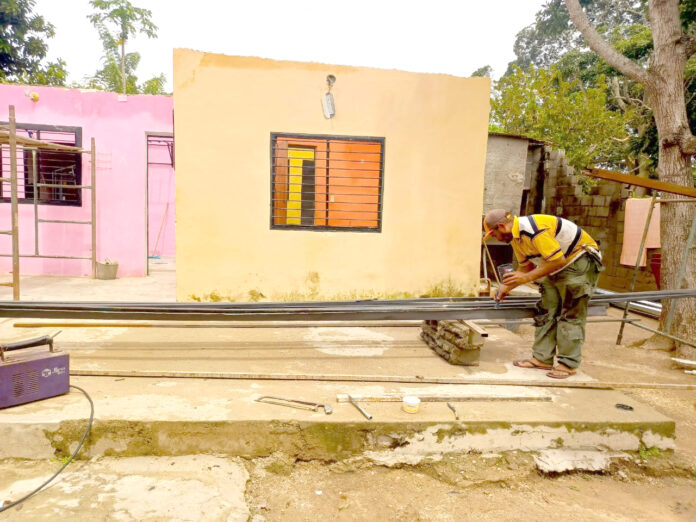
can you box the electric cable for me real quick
[0,385,94,513]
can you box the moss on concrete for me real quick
[42,418,675,461]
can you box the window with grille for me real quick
[271,133,384,232]
[0,125,82,206]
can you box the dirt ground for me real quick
[2,308,695,521]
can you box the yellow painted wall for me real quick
[173,49,490,301]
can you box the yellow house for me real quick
[173,49,490,301]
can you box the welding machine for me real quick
[0,332,67,409]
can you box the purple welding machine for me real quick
[0,332,68,409]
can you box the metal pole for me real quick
[483,241,500,284]
[664,206,696,335]
[628,321,696,350]
[8,106,20,300]
[91,138,97,278]
[32,148,38,255]
[616,194,657,345]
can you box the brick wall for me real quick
[540,148,658,292]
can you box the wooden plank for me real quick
[462,320,488,338]
[69,368,696,390]
[336,393,551,402]
[586,168,696,198]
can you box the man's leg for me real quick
[531,277,561,367]
[553,255,600,370]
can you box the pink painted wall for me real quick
[0,84,173,277]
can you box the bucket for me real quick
[402,396,420,414]
[96,261,118,280]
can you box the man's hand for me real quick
[495,284,511,302]
[502,270,529,288]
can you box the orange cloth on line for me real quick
[620,198,661,267]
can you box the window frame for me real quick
[269,132,386,233]
[0,122,83,207]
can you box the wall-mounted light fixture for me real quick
[322,74,336,119]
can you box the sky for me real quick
[34,0,548,91]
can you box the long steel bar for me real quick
[664,206,696,335]
[9,106,19,300]
[32,149,38,255]
[38,219,92,225]
[0,254,92,260]
[0,288,686,308]
[69,368,696,390]
[617,194,657,345]
[628,321,696,349]
[91,137,97,278]
[0,290,695,322]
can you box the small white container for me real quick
[402,396,420,414]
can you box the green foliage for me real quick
[638,445,661,459]
[501,0,696,174]
[507,0,647,73]
[470,65,493,78]
[0,0,67,85]
[87,0,166,94]
[491,65,633,169]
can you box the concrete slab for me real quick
[0,274,677,461]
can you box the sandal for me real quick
[513,359,553,370]
[546,366,577,379]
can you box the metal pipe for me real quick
[664,206,696,335]
[33,183,93,189]
[628,321,696,349]
[68,368,696,391]
[32,148,38,256]
[617,194,657,344]
[91,138,97,279]
[9,106,19,300]
[38,219,92,225]
[0,254,92,260]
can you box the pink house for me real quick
[0,84,174,277]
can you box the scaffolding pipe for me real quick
[91,138,97,278]
[9,106,19,300]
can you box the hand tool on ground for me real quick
[347,394,372,420]
[446,402,459,420]
[255,395,332,414]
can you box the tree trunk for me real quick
[646,0,696,355]
[121,38,126,94]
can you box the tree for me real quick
[508,1,648,73]
[0,0,67,85]
[491,65,634,170]
[87,0,162,94]
[470,65,493,77]
[564,0,696,355]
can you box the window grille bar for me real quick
[271,198,378,206]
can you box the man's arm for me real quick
[496,257,567,301]
[504,256,567,287]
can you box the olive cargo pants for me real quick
[533,254,601,369]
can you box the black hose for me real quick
[0,385,94,513]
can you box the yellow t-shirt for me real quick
[511,215,598,270]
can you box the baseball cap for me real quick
[482,209,511,240]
